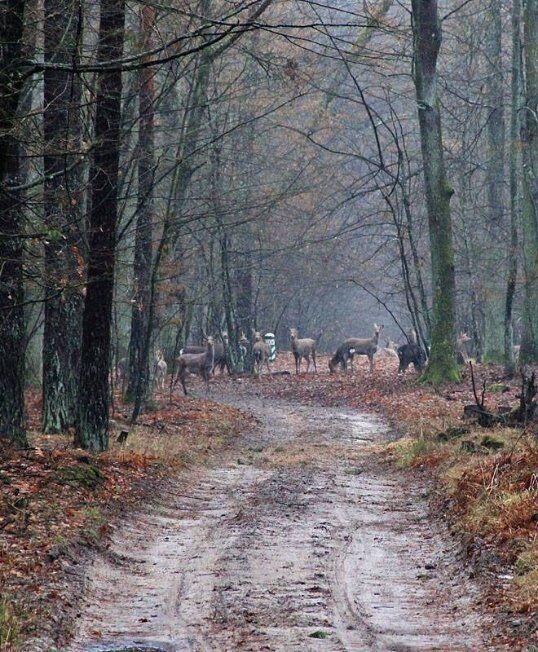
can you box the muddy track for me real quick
[68,390,495,652]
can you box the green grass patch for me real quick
[308,630,330,639]
[0,598,21,649]
[392,438,433,468]
[79,506,105,542]
[57,464,104,490]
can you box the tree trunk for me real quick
[125,4,155,405]
[411,0,459,384]
[505,0,523,373]
[75,0,125,452]
[483,0,506,363]
[0,0,28,446]
[520,0,538,363]
[42,0,84,433]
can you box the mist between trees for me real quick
[0,0,536,451]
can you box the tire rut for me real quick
[68,396,494,652]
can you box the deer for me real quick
[374,337,399,360]
[153,349,167,391]
[115,357,127,385]
[174,337,215,395]
[252,330,271,376]
[397,342,427,375]
[329,324,384,373]
[513,344,521,362]
[180,332,229,375]
[456,332,472,364]
[113,357,129,395]
[289,327,323,374]
[239,331,249,357]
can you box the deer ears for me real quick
[374,323,384,332]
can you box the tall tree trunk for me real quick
[505,0,523,373]
[483,0,506,362]
[42,0,84,433]
[75,0,125,452]
[125,4,155,405]
[520,0,538,363]
[0,0,28,446]
[411,0,459,384]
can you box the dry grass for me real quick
[256,440,375,468]
[0,599,21,650]
[0,394,251,651]
[387,422,538,615]
[509,541,538,613]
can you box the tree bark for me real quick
[125,4,155,405]
[42,0,84,433]
[483,0,506,363]
[0,0,28,446]
[520,0,538,363]
[75,0,125,452]
[411,0,459,384]
[505,0,523,373]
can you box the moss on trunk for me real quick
[411,0,459,385]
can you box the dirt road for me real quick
[68,388,493,652]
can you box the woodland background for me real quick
[0,0,537,451]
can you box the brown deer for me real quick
[180,332,228,375]
[374,337,399,360]
[175,337,215,395]
[153,349,167,391]
[329,324,384,373]
[513,344,521,362]
[252,330,271,376]
[456,332,472,364]
[289,328,323,374]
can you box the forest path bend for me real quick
[68,390,491,652]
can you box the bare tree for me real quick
[0,0,28,446]
[520,0,538,363]
[42,0,84,432]
[410,0,459,383]
[75,0,126,452]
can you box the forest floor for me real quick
[0,394,252,651]
[1,354,536,651]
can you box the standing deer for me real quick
[174,337,215,395]
[290,328,323,374]
[374,338,399,360]
[397,342,427,374]
[329,324,384,373]
[456,332,472,364]
[180,332,229,375]
[153,350,167,391]
[252,330,271,376]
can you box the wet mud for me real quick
[68,390,494,651]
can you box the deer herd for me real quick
[113,325,486,396]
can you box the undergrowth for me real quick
[0,599,21,650]
[0,393,249,651]
[388,424,538,616]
